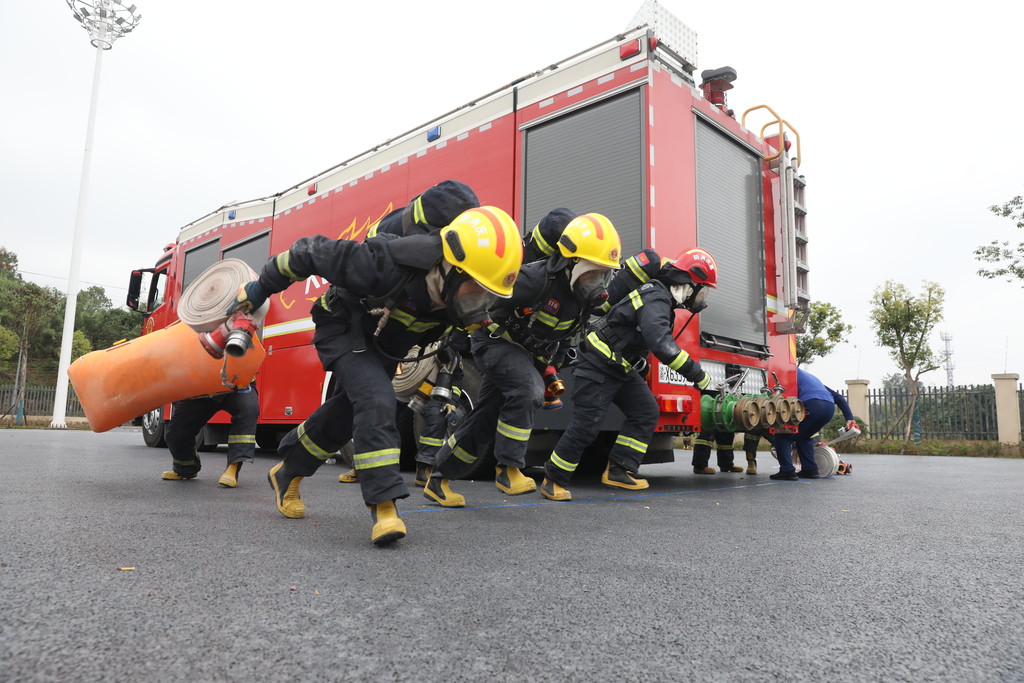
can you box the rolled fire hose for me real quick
[812,444,840,477]
[178,258,269,332]
[391,343,440,401]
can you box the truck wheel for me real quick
[142,408,166,448]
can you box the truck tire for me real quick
[142,408,166,448]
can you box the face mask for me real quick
[570,260,613,307]
[671,284,709,311]
[445,273,497,332]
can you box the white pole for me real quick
[51,39,105,428]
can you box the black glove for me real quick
[695,371,718,396]
[227,280,269,315]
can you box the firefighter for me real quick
[365,179,479,239]
[425,213,622,507]
[228,203,523,546]
[522,208,577,263]
[692,369,746,474]
[161,383,260,486]
[770,368,856,480]
[337,180,479,488]
[538,248,719,501]
[691,431,745,474]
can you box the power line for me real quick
[16,270,127,292]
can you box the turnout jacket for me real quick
[597,249,663,315]
[585,279,707,385]
[472,259,589,365]
[256,233,452,367]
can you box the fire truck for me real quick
[126,0,810,475]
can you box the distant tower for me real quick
[940,332,955,387]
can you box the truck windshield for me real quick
[141,270,167,314]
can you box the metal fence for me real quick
[864,385,998,441]
[0,385,84,418]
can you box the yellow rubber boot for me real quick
[540,478,571,501]
[368,500,407,546]
[746,456,758,475]
[693,466,716,475]
[218,462,241,488]
[495,465,537,495]
[161,471,197,480]
[602,461,649,490]
[267,462,305,519]
[424,474,466,508]
[338,468,358,483]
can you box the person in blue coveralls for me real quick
[770,368,856,480]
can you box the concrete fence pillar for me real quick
[991,374,1021,444]
[845,379,870,429]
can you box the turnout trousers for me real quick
[415,400,448,466]
[276,348,409,506]
[772,398,834,473]
[691,430,737,469]
[165,388,259,477]
[434,342,543,478]
[544,360,659,486]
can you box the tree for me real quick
[75,285,142,350]
[796,301,853,366]
[869,280,945,447]
[975,193,1024,281]
[1,281,62,419]
[72,329,92,361]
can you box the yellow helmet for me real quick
[440,206,524,297]
[557,213,622,268]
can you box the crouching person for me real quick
[539,248,719,501]
[228,200,522,546]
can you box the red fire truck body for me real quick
[128,9,809,467]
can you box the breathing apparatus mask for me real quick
[670,283,710,312]
[440,264,498,332]
[569,260,614,308]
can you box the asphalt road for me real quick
[2,428,1023,682]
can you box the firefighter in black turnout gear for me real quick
[335,181,479,488]
[522,207,577,263]
[538,248,720,501]
[161,383,260,487]
[426,214,623,507]
[228,196,523,546]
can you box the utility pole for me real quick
[51,1,141,427]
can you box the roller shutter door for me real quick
[695,118,767,355]
[523,89,645,258]
[181,240,220,294]
[222,233,271,274]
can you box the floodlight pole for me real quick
[51,1,141,428]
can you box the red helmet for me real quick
[659,247,718,287]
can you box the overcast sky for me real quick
[1,0,1021,391]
